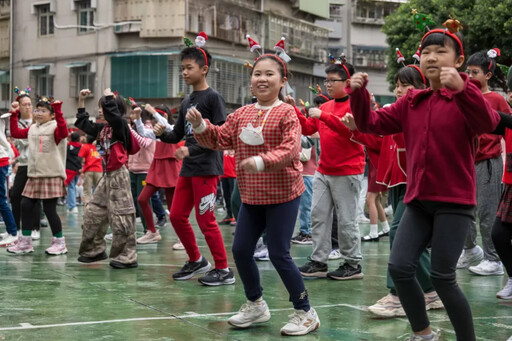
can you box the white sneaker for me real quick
[136,230,162,244]
[104,233,113,241]
[280,307,320,336]
[172,242,185,250]
[408,329,441,340]
[254,247,269,261]
[31,230,40,240]
[0,234,18,247]
[456,245,483,269]
[497,278,512,300]
[356,215,370,224]
[384,205,393,216]
[69,207,78,214]
[228,299,271,328]
[0,232,8,239]
[328,249,342,260]
[468,260,504,276]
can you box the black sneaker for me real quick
[198,268,236,286]
[156,216,166,228]
[291,232,313,245]
[173,257,211,280]
[110,260,138,269]
[77,251,108,263]
[298,259,328,278]
[327,263,363,280]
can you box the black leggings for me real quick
[491,218,512,277]
[21,197,61,236]
[388,200,475,341]
[11,166,41,230]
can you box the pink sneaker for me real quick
[7,236,34,254]
[45,237,68,255]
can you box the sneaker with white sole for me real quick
[0,234,18,247]
[172,257,211,280]
[31,230,40,240]
[0,232,8,239]
[407,329,441,340]
[356,215,370,224]
[254,246,269,261]
[497,278,512,300]
[328,249,342,260]
[45,237,68,255]
[280,307,320,336]
[136,230,162,244]
[69,207,78,214]
[198,268,236,286]
[468,260,504,276]
[456,245,483,269]
[228,299,271,328]
[104,233,113,241]
[424,292,444,311]
[368,293,406,317]
[172,242,185,250]
[7,236,34,254]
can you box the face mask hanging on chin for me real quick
[239,123,264,146]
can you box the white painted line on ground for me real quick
[0,303,367,331]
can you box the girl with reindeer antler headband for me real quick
[186,34,321,336]
[348,12,500,340]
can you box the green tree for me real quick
[381,0,512,92]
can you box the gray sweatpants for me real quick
[464,157,503,262]
[310,171,363,265]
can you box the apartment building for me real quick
[10,0,331,121]
[316,0,406,104]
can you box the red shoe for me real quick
[218,217,235,225]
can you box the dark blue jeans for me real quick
[0,165,16,235]
[232,196,310,311]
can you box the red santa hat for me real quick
[274,37,286,53]
[413,45,421,62]
[195,31,208,47]
[396,48,405,64]
[246,35,261,53]
[487,48,501,59]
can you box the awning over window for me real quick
[24,64,49,71]
[66,62,89,68]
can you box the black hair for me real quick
[395,67,428,89]
[313,93,332,107]
[100,94,127,117]
[421,31,464,58]
[180,47,212,69]
[325,62,355,80]
[140,109,153,123]
[251,55,288,101]
[70,132,80,142]
[86,134,96,144]
[467,51,495,74]
[36,101,54,114]
[467,51,508,92]
[154,104,174,125]
[16,94,31,102]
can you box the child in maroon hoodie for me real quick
[348,29,499,340]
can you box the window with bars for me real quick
[167,57,251,106]
[30,67,54,97]
[77,0,94,33]
[69,65,95,97]
[353,47,387,70]
[37,4,54,36]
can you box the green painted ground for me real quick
[0,206,511,340]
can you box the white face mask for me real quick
[239,123,264,146]
[239,100,282,146]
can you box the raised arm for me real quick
[52,101,69,144]
[9,107,29,139]
[455,75,500,134]
[190,107,237,151]
[346,73,403,135]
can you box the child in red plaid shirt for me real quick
[188,55,320,336]
[7,98,69,255]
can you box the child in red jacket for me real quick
[348,28,499,340]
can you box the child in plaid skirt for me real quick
[7,98,69,255]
